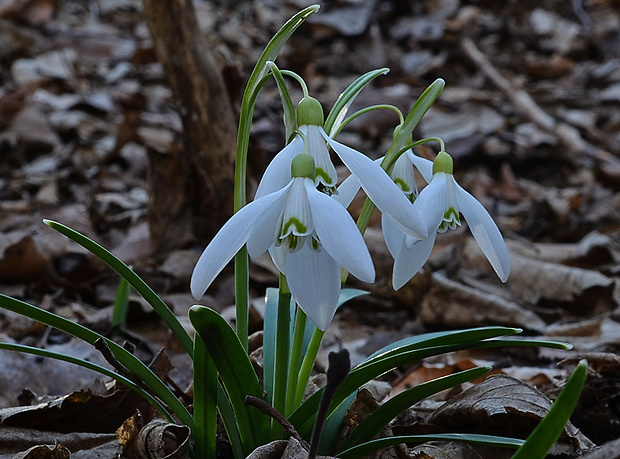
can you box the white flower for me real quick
[255,97,428,240]
[191,153,375,331]
[384,151,510,289]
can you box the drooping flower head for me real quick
[255,96,428,240]
[383,150,510,289]
[191,152,375,331]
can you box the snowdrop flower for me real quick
[191,153,375,331]
[255,96,427,240]
[383,150,510,289]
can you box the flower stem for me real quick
[286,307,307,415]
[272,274,291,438]
[295,327,325,407]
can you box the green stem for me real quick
[272,274,291,438]
[295,327,325,407]
[286,307,307,415]
[334,104,403,138]
[234,248,249,352]
[280,69,309,98]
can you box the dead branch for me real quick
[461,37,620,180]
[141,0,237,252]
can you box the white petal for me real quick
[392,232,437,290]
[381,213,406,261]
[406,150,433,183]
[303,125,338,187]
[332,173,360,208]
[246,182,293,258]
[255,135,303,199]
[305,179,375,283]
[454,178,510,282]
[322,129,428,239]
[268,244,287,274]
[286,244,341,331]
[391,152,417,196]
[413,173,447,232]
[190,187,289,299]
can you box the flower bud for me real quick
[297,97,324,126]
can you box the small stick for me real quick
[244,395,308,447]
[461,37,617,171]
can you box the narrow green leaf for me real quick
[188,305,270,454]
[0,342,172,421]
[360,327,522,368]
[193,336,217,459]
[324,68,389,137]
[0,294,193,430]
[43,220,194,357]
[243,5,319,105]
[386,78,445,169]
[337,433,524,459]
[111,277,130,333]
[290,332,570,436]
[268,62,296,141]
[512,359,588,459]
[336,366,492,453]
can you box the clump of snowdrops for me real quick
[0,6,586,459]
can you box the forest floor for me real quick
[1,0,620,457]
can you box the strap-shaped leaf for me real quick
[44,220,194,357]
[0,342,172,421]
[267,62,296,141]
[290,333,570,437]
[324,68,389,137]
[192,336,217,459]
[336,366,492,453]
[512,359,588,459]
[0,294,193,429]
[338,433,524,459]
[188,305,270,454]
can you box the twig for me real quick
[244,396,308,447]
[461,37,618,172]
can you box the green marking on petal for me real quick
[432,151,453,174]
[315,167,334,186]
[282,217,308,236]
[438,207,461,233]
[297,96,324,126]
[393,178,410,193]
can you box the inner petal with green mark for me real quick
[438,207,461,233]
[278,178,313,250]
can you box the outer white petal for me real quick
[268,244,287,274]
[322,129,428,239]
[255,135,303,199]
[453,178,510,282]
[305,179,375,283]
[332,173,360,208]
[413,173,448,233]
[392,232,437,290]
[381,213,406,261]
[286,244,341,331]
[247,181,293,259]
[406,150,433,183]
[190,187,290,300]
